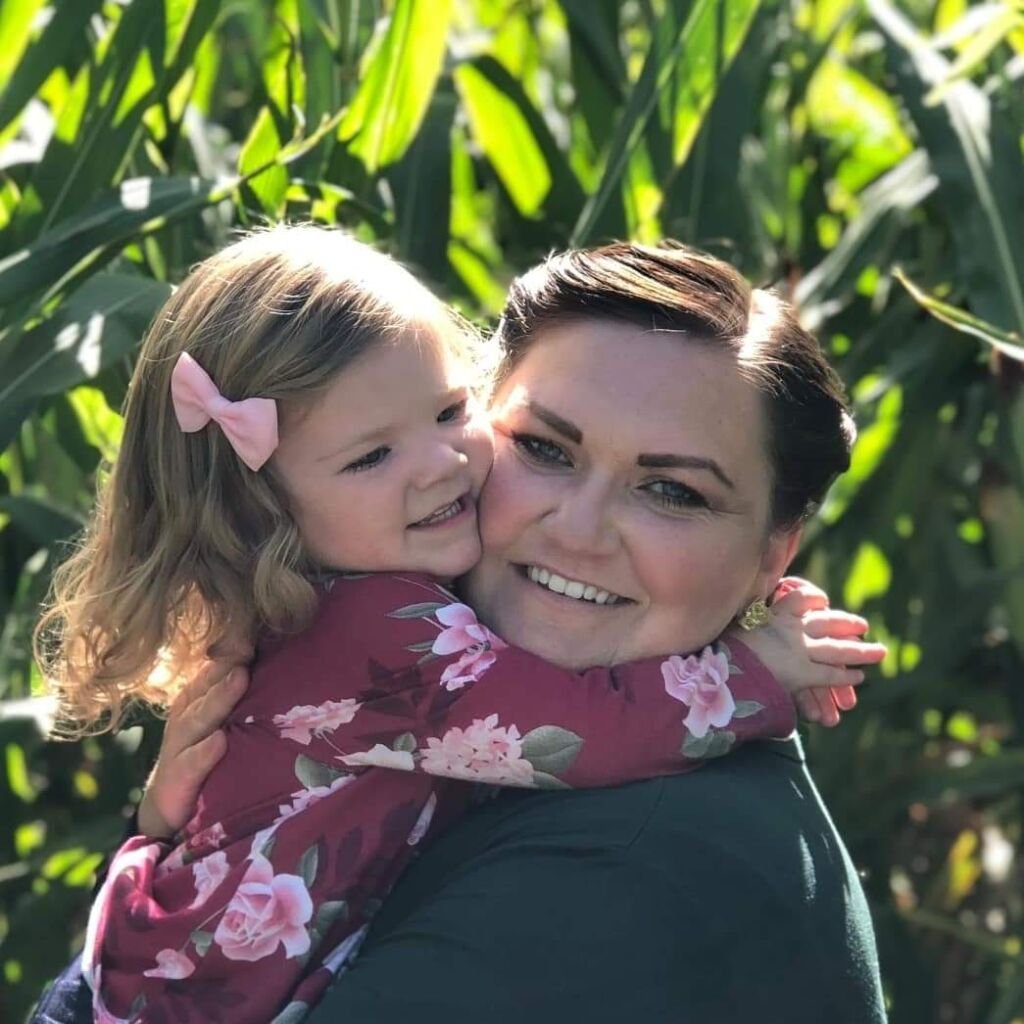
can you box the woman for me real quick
[34,241,885,1023]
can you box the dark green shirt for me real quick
[309,737,886,1024]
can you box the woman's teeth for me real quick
[526,565,622,605]
[415,497,463,526]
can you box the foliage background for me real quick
[1,0,1022,1020]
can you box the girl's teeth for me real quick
[419,499,462,525]
[525,566,621,605]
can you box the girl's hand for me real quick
[726,577,886,728]
[137,660,249,838]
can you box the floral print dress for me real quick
[84,572,797,1024]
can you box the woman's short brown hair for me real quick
[493,241,855,531]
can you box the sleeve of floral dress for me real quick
[271,573,797,789]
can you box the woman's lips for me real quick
[518,564,626,606]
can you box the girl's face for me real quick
[273,329,493,578]
[463,319,800,669]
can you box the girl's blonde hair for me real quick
[36,225,474,735]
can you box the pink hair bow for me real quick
[170,352,279,471]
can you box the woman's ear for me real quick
[757,526,803,598]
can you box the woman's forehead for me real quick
[493,320,773,491]
[501,321,758,419]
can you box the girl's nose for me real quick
[414,439,469,489]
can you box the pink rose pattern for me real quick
[213,855,314,962]
[662,646,737,739]
[90,576,789,1023]
[143,949,196,980]
[420,714,534,786]
[273,698,361,745]
[190,850,229,908]
[432,603,507,691]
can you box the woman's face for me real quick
[463,319,799,669]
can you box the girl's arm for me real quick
[253,572,879,789]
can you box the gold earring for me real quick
[737,598,770,631]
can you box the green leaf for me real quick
[0,495,84,547]
[239,107,289,218]
[385,601,448,619]
[0,274,170,406]
[270,1002,311,1024]
[531,771,573,790]
[314,899,349,934]
[453,61,551,219]
[669,0,764,168]
[260,834,277,861]
[519,725,584,776]
[0,0,105,136]
[572,0,763,244]
[731,700,765,719]
[0,177,211,315]
[454,55,583,222]
[893,269,1024,362]
[681,729,736,759]
[870,0,1024,333]
[339,0,453,173]
[393,732,417,753]
[796,150,937,323]
[297,843,319,888]
[389,84,455,280]
[191,929,214,956]
[294,755,346,790]
[843,541,893,611]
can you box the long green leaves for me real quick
[1,3,1023,1021]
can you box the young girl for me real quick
[37,226,882,1023]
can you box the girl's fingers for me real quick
[775,577,828,604]
[165,666,248,755]
[796,686,841,726]
[793,664,866,692]
[801,610,870,639]
[178,729,229,781]
[806,637,888,666]
[771,587,829,618]
[832,684,858,711]
[795,689,826,723]
[168,659,235,717]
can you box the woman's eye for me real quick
[512,433,572,467]
[438,399,468,424]
[643,479,709,510]
[343,446,391,473]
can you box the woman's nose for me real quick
[414,439,469,489]
[542,482,619,557]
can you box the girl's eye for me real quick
[642,479,709,511]
[438,399,468,424]
[512,433,573,467]
[343,446,391,473]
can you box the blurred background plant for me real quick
[1,0,1022,1020]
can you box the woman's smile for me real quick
[519,564,628,606]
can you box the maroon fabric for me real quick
[84,572,796,1024]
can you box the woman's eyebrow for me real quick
[637,452,735,489]
[528,401,583,443]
